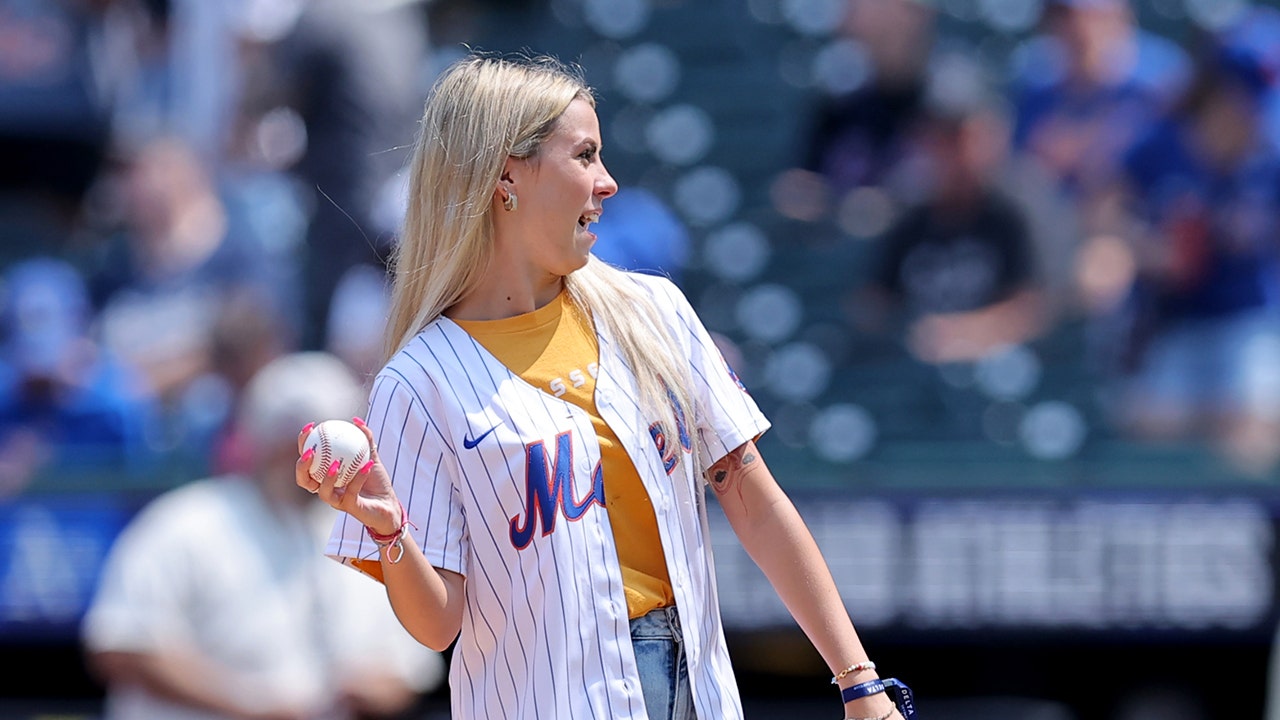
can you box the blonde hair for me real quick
[383,53,699,472]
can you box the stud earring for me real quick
[503,192,518,212]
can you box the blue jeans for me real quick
[629,606,696,720]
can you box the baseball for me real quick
[303,419,372,488]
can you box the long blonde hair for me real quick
[384,53,699,472]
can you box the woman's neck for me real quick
[447,272,564,321]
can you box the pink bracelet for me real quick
[365,502,414,563]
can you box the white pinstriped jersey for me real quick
[326,272,770,720]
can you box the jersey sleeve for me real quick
[651,277,771,472]
[326,373,470,579]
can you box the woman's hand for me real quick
[295,418,403,535]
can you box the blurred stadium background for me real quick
[3,0,1280,718]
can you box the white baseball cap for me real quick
[238,351,365,449]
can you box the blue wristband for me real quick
[841,677,916,720]
[841,678,886,704]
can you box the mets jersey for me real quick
[452,291,676,620]
[325,272,771,720]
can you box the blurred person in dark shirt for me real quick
[855,59,1048,365]
[234,0,432,351]
[0,0,111,197]
[802,0,936,197]
[1110,43,1280,476]
[0,256,155,495]
[0,0,150,265]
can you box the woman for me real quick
[298,53,909,720]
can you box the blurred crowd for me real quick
[0,0,433,495]
[793,0,1280,477]
[3,1,1277,717]
[3,0,1280,497]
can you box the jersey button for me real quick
[597,390,613,406]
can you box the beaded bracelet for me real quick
[366,502,414,564]
[832,660,876,684]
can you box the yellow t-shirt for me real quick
[453,292,675,619]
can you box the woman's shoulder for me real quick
[372,319,488,404]
[121,476,250,541]
[379,318,458,369]
[617,268,688,309]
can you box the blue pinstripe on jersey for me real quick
[447,328,594,719]
[424,333,544,718]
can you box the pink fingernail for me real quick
[300,422,316,436]
[301,448,316,462]
[358,460,375,475]
[352,417,366,428]
[327,460,340,476]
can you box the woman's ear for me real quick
[495,161,519,203]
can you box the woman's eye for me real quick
[580,148,596,162]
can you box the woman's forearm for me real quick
[732,487,867,671]
[376,532,466,652]
[710,442,899,718]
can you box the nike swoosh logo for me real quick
[463,425,499,450]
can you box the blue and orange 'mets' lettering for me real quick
[649,391,692,476]
[509,431,605,549]
[726,360,747,392]
[650,423,678,475]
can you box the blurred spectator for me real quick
[84,136,283,458]
[0,256,155,496]
[591,186,690,286]
[1219,4,1280,154]
[323,263,390,382]
[236,0,432,351]
[852,61,1048,365]
[1010,0,1186,234]
[1108,43,1280,476]
[81,351,444,720]
[205,283,297,476]
[1267,618,1280,720]
[0,0,149,265]
[801,0,936,198]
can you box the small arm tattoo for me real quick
[708,447,758,497]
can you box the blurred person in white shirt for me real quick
[81,351,443,720]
